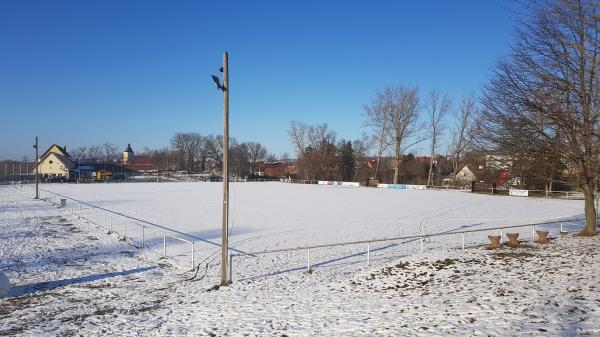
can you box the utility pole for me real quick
[212,52,230,286]
[221,52,230,286]
[34,137,39,199]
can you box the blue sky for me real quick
[0,0,516,160]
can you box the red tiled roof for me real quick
[131,155,155,165]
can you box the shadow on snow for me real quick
[8,265,158,297]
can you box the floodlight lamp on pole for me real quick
[212,75,226,91]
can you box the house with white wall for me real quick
[454,165,477,185]
[36,145,76,180]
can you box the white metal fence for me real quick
[228,218,583,282]
[30,186,199,270]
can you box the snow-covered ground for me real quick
[1,182,598,336]
[34,181,585,278]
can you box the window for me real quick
[49,160,53,164]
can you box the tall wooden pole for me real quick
[35,136,39,199]
[221,52,230,286]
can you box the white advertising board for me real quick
[509,189,529,197]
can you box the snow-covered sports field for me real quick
[40,182,584,243]
[2,182,599,336]
[38,182,584,276]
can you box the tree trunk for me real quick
[374,156,381,179]
[200,155,206,172]
[582,187,598,235]
[393,164,399,184]
[427,154,434,187]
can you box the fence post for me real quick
[500,229,503,244]
[109,214,112,233]
[124,222,127,240]
[367,243,371,266]
[461,233,465,250]
[163,235,166,257]
[420,237,424,253]
[307,248,311,272]
[532,225,535,241]
[142,226,145,249]
[228,253,233,283]
[560,222,563,233]
[191,242,195,270]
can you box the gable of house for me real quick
[39,145,72,161]
[455,165,476,182]
[37,144,76,178]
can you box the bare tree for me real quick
[288,121,309,179]
[71,147,87,163]
[170,133,187,170]
[384,85,424,184]
[141,147,174,171]
[307,123,337,180]
[230,140,248,178]
[87,145,102,161]
[287,121,337,180]
[171,133,203,172]
[247,142,268,168]
[426,90,452,186]
[449,94,478,175]
[101,143,117,163]
[481,0,600,234]
[205,134,224,169]
[267,153,278,162]
[195,136,210,172]
[363,88,391,178]
[352,133,372,182]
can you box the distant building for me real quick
[36,145,76,179]
[125,155,159,174]
[454,165,477,184]
[120,144,158,175]
[37,143,159,182]
[122,144,135,165]
[254,161,297,178]
[72,163,126,181]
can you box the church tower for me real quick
[122,144,135,164]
